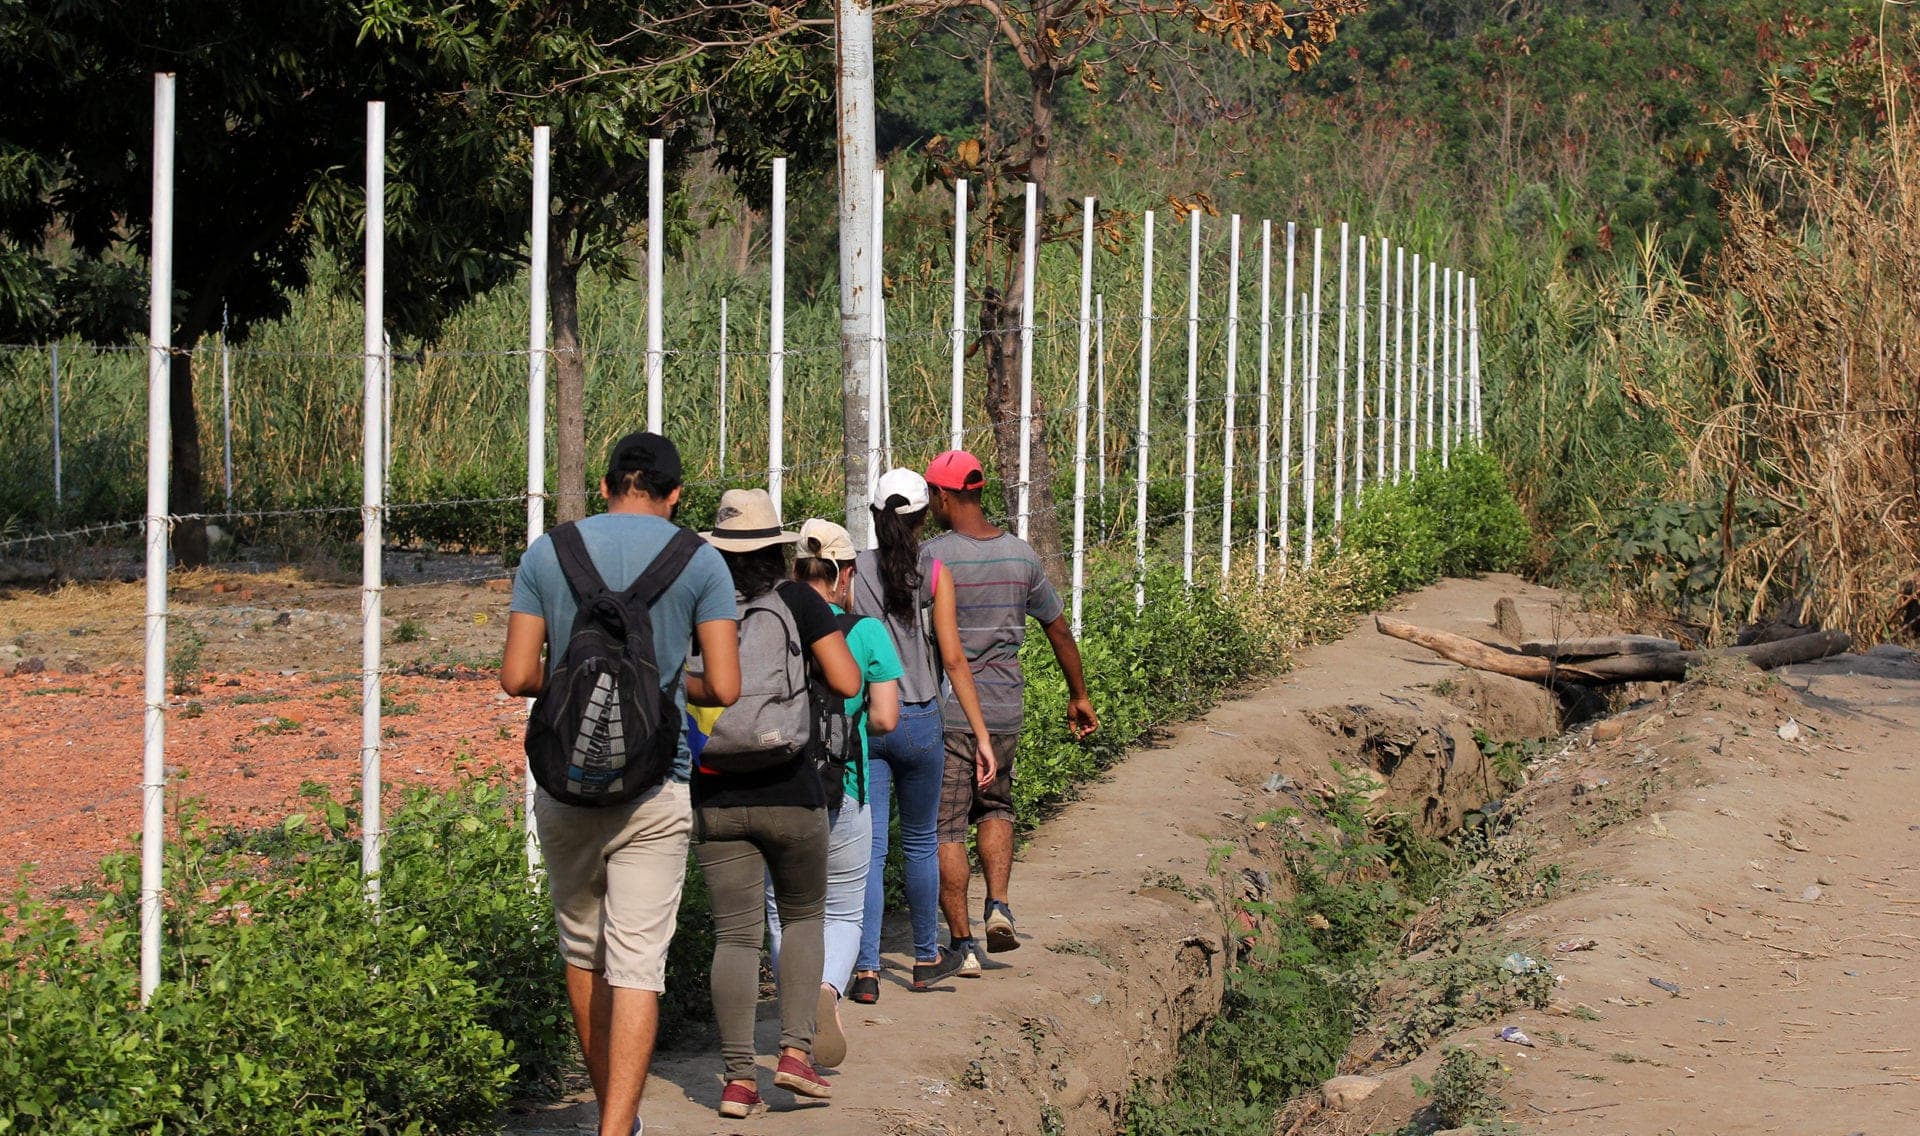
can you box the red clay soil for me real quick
[1,669,522,895]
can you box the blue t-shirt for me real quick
[511,512,737,781]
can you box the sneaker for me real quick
[847,972,880,1005]
[911,947,968,990]
[984,900,1021,953]
[718,1081,760,1119]
[951,936,983,976]
[773,1053,833,1099]
[813,984,847,1068]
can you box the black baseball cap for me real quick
[606,431,683,490]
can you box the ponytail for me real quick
[869,506,925,623]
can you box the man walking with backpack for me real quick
[502,431,740,1136]
[921,450,1098,971]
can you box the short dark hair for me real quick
[938,485,984,508]
[605,432,683,500]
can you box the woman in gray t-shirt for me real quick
[846,469,994,1000]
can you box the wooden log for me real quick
[1374,617,1608,683]
[1519,635,1683,660]
[1572,629,1851,682]
[1376,618,1851,686]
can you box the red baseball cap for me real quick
[925,449,986,491]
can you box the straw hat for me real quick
[700,488,801,552]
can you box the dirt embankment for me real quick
[506,574,1576,1135]
[1294,645,1920,1134]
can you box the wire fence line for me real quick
[3,96,1491,1007]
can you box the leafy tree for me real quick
[912,0,1364,578]
[356,0,838,522]
[0,0,392,562]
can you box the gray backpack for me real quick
[697,589,813,772]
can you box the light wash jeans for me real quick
[859,698,946,969]
[767,800,872,996]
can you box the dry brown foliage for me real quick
[1667,22,1920,642]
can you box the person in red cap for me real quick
[920,450,1098,970]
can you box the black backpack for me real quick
[525,523,704,807]
[808,611,867,812]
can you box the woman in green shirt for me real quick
[766,518,901,1071]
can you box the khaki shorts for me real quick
[937,730,1019,844]
[534,778,692,992]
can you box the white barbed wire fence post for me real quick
[139,70,175,1007]
[1181,207,1200,588]
[50,342,63,510]
[1376,237,1388,487]
[1254,220,1273,582]
[1304,226,1323,570]
[1469,276,1483,441]
[645,138,664,434]
[1408,250,1421,480]
[524,123,550,872]
[1279,222,1297,577]
[1095,292,1107,496]
[950,178,967,452]
[383,331,395,493]
[1440,264,1452,470]
[1393,244,1406,483]
[718,297,729,476]
[360,100,386,912]
[769,157,787,515]
[1016,181,1037,540]
[1354,232,1368,510]
[1220,214,1241,587]
[1426,258,1438,461]
[1071,196,1095,635]
[1456,268,1469,448]
[1332,222,1348,532]
[866,167,885,521]
[1133,210,1155,612]
[220,304,233,506]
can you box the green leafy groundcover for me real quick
[0,451,1522,1136]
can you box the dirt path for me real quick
[504,573,1577,1136]
[1313,645,1920,1135]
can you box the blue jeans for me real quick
[859,699,946,969]
[767,801,871,997]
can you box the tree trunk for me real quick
[168,348,209,567]
[550,253,588,524]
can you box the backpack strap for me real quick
[550,522,610,603]
[624,527,705,608]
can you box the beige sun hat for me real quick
[798,518,858,562]
[700,488,801,553]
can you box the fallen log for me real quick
[1376,617,1851,685]
[1519,635,1683,660]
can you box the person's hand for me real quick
[973,734,998,788]
[1066,697,1098,740]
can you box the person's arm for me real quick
[931,562,999,786]
[685,618,741,707]
[500,612,547,697]
[810,630,861,698]
[865,677,900,735]
[1041,613,1099,739]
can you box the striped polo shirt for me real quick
[922,529,1063,733]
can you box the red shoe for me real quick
[773,1053,832,1099]
[718,1080,760,1119]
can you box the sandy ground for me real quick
[1312,646,1920,1135]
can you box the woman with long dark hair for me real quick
[691,489,860,1119]
[846,469,995,1001]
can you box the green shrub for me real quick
[0,782,561,1135]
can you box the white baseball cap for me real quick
[872,467,930,514]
